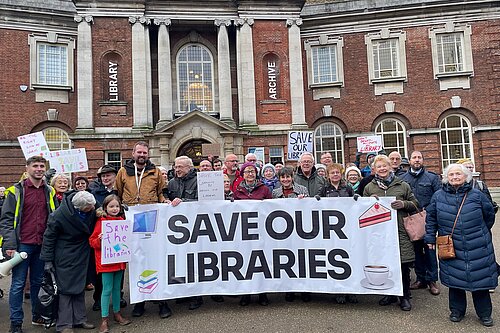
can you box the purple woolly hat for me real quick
[240,161,258,174]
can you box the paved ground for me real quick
[1,214,499,333]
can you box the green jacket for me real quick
[363,177,419,264]
[0,180,56,251]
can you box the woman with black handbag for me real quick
[425,163,497,327]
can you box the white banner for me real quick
[127,197,402,303]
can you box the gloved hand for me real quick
[371,194,379,200]
[391,200,405,210]
[353,194,360,201]
[314,195,321,201]
[44,262,55,272]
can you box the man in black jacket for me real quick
[401,151,441,296]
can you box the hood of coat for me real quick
[123,159,157,176]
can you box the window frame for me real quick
[28,32,75,91]
[304,35,344,100]
[269,146,284,165]
[429,23,473,90]
[105,151,122,171]
[176,43,215,115]
[42,127,72,151]
[439,114,474,169]
[375,118,408,157]
[313,122,345,165]
[365,29,407,95]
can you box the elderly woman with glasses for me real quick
[425,163,497,326]
[233,162,272,306]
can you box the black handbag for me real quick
[35,269,59,328]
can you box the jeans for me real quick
[9,243,45,325]
[449,288,492,318]
[413,239,438,283]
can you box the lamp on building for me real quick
[322,105,333,117]
[47,108,59,121]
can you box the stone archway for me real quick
[177,139,211,166]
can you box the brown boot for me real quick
[99,317,109,333]
[114,312,131,326]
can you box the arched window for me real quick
[43,127,71,151]
[440,114,473,168]
[375,118,407,156]
[177,44,214,113]
[314,123,344,164]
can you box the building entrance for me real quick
[177,139,211,166]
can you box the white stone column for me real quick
[287,18,307,128]
[74,15,93,130]
[235,18,257,129]
[215,19,234,126]
[145,24,153,128]
[129,16,151,129]
[154,18,173,127]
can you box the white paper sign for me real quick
[197,171,224,201]
[357,135,383,153]
[17,132,50,159]
[248,147,265,162]
[47,148,89,173]
[101,219,132,264]
[287,131,313,160]
[127,197,402,303]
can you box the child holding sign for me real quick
[89,195,131,333]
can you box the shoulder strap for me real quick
[451,192,467,236]
[476,180,484,191]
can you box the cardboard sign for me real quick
[197,171,224,201]
[17,132,50,159]
[47,148,89,173]
[287,131,313,160]
[101,219,132,264]
[357,135,383,153]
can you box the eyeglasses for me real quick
[301,161,313,165]
[227,160,238,163]
[247,159,257,162]
[223,180,231,183]
[243,170,256,174]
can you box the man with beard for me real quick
[114,141,171,319]
[0,156,57,333]
[166,156,204,310]
[223,153,242,191]
[401,151,441,296]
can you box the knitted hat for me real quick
[260,163,275,177]
[315,164,326,172]
[366,152,377,162]
[345,165,362,179]
[401,157,410,166]
[240,161,258,174]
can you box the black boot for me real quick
[258,293,269,306]
[239,295,251,306]
[159,301,172,318]
[188,296,203,310]
[132,302,145,317]
[399,297,411,311]
[378,295,398,306]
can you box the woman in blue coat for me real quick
[425,163,497,327]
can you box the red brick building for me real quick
[0,0,498,190]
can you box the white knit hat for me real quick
[345,165,362,178]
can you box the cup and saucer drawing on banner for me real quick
[360,264,394,290]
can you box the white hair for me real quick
[175,156,193,167]
[442,163,473,184]
[299,152,315,163]
[72,191,96,210]
[245,153,257,161]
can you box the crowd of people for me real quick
[0,143,498,333]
